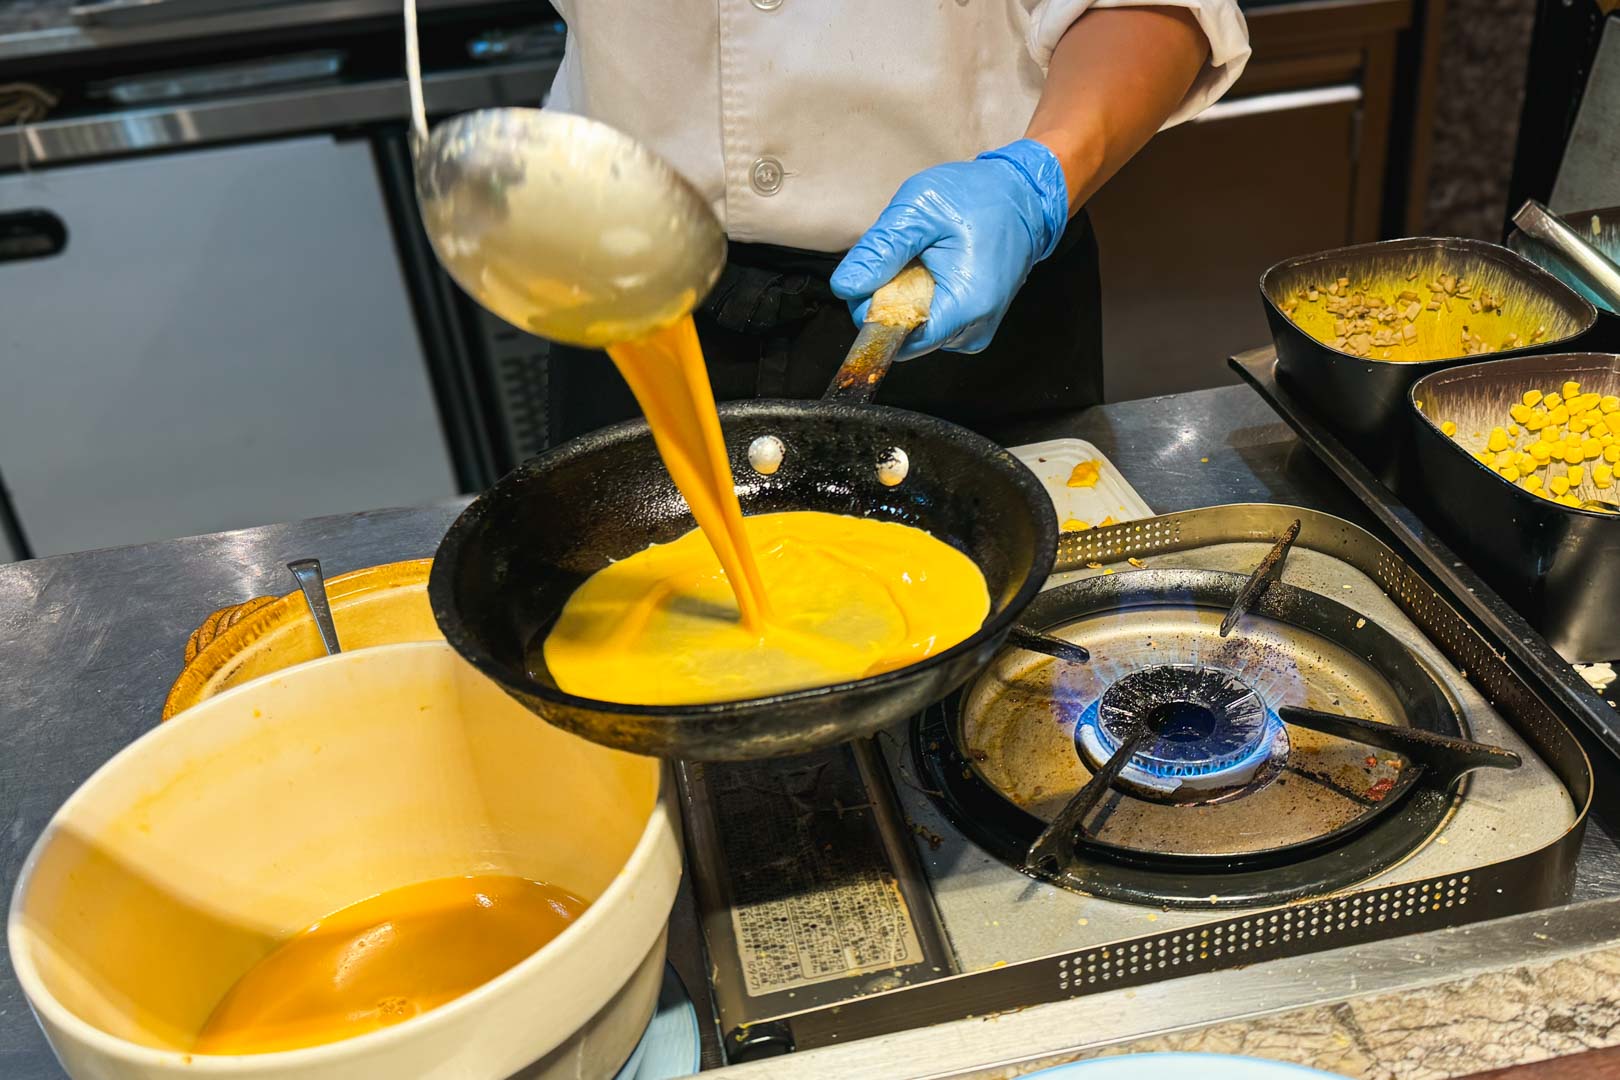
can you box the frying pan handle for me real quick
[824,261,935,404]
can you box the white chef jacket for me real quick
[546,1,1249,253]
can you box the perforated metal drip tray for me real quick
[677,505,1592,1062]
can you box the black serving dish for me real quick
[1409,352,1620,661]
[1261,237,1597,484]
[1230,347,1618,760]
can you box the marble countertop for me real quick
[996,943,1620,1079]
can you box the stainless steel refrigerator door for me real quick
[0,136,456,559]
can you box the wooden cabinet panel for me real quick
[1091,91,1360,402]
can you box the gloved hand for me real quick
[830,138,1070,360]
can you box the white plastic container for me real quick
[9,641,682,1079]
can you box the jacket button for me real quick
[751,0,783,9]
[750,157,784,196]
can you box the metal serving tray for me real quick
[678,502,1591,1062]
[1233,346,1620,753]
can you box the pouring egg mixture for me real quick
[537,315,990,706]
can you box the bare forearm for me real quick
[1024,7,1210,212]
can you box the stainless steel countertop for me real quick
[0,60,557,173]
[0,385,1481,1077]
[0,0,505,64]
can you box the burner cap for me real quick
[1076,665,1286,798]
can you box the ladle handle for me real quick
[403,0,428,150]
[825,261,935,404]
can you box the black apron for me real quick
[544,210,1102,447]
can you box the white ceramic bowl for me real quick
[8,641,682,1080]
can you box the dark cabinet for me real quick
[1090,0,1413,401]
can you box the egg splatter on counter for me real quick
[1065,460,1101,488]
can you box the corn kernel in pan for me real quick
[1438,380,1620,511]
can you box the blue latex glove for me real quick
[830,138,1070,360]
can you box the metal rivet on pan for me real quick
[748,435,785,475]
[877,447,909,486]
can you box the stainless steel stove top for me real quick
[678,506,1591,1064]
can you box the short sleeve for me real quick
[1025,0,1252,129]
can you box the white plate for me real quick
[1026,1052,1351,1078]
[613,964,702,1080]
[1010,438,1153,532]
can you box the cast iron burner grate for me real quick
[1075,665,1287,799]
[916,566,1527,908]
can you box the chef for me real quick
[542,2,1249,443]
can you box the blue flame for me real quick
[1069,661,1294,789]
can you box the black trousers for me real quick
[544,211,1103,447]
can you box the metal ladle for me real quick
[403,0,726,346]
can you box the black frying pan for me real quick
[429,293,1060,760]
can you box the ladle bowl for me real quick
[413,109,727,347]
[402,0,725,348]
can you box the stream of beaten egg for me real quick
[194,876,586,1054]
[540,510,990,705]
[539,315,992,704]
[605,315,769,630]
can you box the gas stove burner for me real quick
[918,567,1496,907]
[1075,665,1287,800]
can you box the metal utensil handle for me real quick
[402,0,428,148]
[825,261,935,404]
[1025,724,1151,876]
[1278,706,1520,790]
[287,558,342,655]
[1512,199,1620,312]
[1005,624,1091,664]
[1219,518,1302,637]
